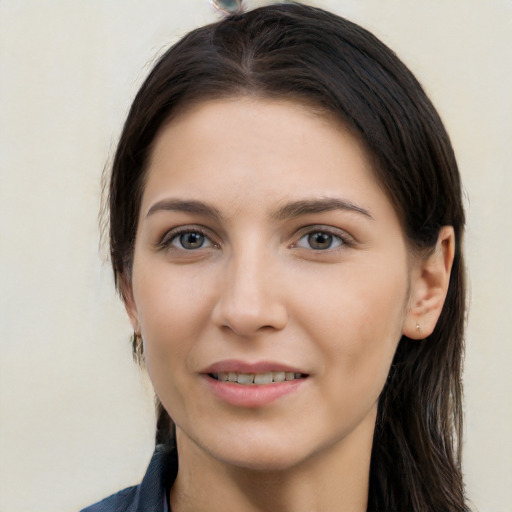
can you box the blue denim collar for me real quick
[81,444,177,512]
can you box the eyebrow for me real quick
[146,199,223,220]
[271,198,373,220]
[145,197,372,222]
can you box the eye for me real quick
[165,229,214,250]
[296,230,344,250]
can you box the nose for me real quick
[211,250,288,337]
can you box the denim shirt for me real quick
[80,445,178,512]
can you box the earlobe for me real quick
[119,271,140,334]
[403,226,455,339]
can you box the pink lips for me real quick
[201,359,308,408]
[203,359,306,375]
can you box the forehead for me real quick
[142,97,390,221]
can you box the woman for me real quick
[83,3,469,511]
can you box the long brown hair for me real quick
[107,4,468,511]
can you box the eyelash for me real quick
[158,226,217,251]
[292,226,351,252]
[158,225,352,252]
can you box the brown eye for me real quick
[309,232,333,250]
[297,231,344,250]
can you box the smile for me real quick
[202,362,308,407]
[210,371,305,385]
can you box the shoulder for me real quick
[80,444,178,512]
[80,485,139,512]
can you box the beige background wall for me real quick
[1,1,510,511]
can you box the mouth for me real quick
[201,360,309,406]
[209,371,307,385]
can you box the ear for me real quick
[403,226,455,339]
[119,271,140,334]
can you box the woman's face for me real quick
[127,98,418,471]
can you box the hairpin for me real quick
[211,0,244,15]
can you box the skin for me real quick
[124,98,454,512]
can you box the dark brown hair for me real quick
[108,3,468,511]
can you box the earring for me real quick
[132,331,144,364]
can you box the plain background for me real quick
[1,1,511,511]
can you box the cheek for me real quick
[302,258,408,340]
[134,257,212,329]
[131,267,216,427]
[131,261,216,381]
[299,262,408,410]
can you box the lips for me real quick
[202,359,308,381]
[201,360,308,407]
[211,371,304,385]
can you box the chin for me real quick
[203,430,330,473]
[218,448,307,473]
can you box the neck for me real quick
[170,409,376,512]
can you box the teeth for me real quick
[254,372,273,385]
[237,373,255,385]
[273,371,286,382]
[212,371,304,384]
